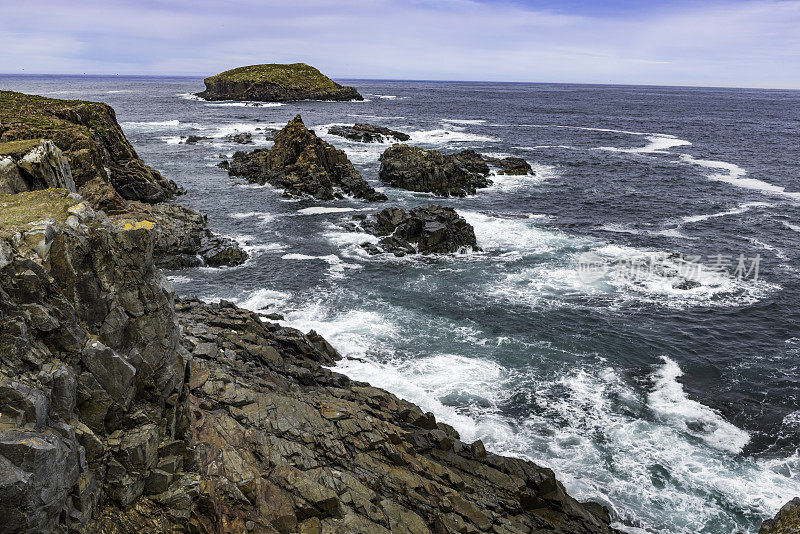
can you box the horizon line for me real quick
[1,72,799,92]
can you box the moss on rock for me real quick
[196,63,363,102]
[0,91,178,202]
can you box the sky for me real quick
[1,0,800,88]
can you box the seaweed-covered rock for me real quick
[0,90,179,203]
[226,115,387,201]
[350,205,479,256]
[379,145,493,196]
[328,123,410,143]
[0,139,76,194]
[196,63,362,102]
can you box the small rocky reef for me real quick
[224,115,387,201]
[196,63,363,102]
[327,123,410,143]
[0,188,620,533]
[0,90,179,203]
[348,205,480,256]
[379,144,533,197]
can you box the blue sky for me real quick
[2,0,800,88]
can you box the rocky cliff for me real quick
[0,188,621,533]
[225,115,387,202]
[0,140,76,195]
[196,64,362,102]
[0,91,179,203]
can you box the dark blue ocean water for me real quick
[2,75,798,533]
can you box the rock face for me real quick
[760,498,800,534]
[328,123,410,143]
[0,90,179,203]
[226,115,387,201]
[196,63,363,102]
[0,139,76,194]
[379,145,491,197]
[0,188,620,533]
[349,205,480,256]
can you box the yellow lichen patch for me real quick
[114,219,155,231]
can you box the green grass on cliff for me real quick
[0,91,112,139]
[0,139,42,157]
[205,63,342,90]
[0,189,78,232]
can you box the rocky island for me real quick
[196,63,363,102]
[224,115,387,201]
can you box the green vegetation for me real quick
[0,189,79,231]
[0,139,42,157]
[205,63,342,91]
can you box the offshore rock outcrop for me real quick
[196,63,363,102]
[0,188,620,533]
[225,115,387,202]
[0,91,179,203]
[0,139,76,194]
[327,123,410,143]
[379,145,534,197]
[348,205,480,256]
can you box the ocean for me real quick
[2,74,798,533]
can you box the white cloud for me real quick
[0,0,799,87]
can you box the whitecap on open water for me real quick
[4,75,798,533]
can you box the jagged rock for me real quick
[196,63,363,102]
[379,145,493,196]
[761,498,800,533]
[0,90,179,202]
[81,340,136,406]
[328,123,410,143]
[226,115,387,202]
[348,205,479,256]
[0,139,76,194]
[379,145,534,196]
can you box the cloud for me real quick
[0,0,799,87]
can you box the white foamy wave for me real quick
[230,211,275,225]
[441,118,487,125]
[297,206,367,215]
[122,119,181,128]
[598,135,692,154]
[681,155,800,201]
[177,92,204,101]
[165,274,192,284]
[205,101,284,108]
[649,357,750,453]
[408,128,498,145]
[160,136,184,145]
[237,288,291,311]
[520,124,680,137]
[462,211,580,254]
[483,163,555,193]
[281,253,362,278]
[681,202,771,224]
[783,222,800,233]
[513,145,577,150]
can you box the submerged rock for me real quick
[226,114,387,201]
[196,63,363,102]
[0,90,179,203]
[224,132,253,144]
[349,205,479,256]
[328,123,410,143]
[484,155,533,175]
[181,135,212,145]
[0,139,76,195]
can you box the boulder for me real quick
[0,139,76,194]
[196,63,363,102]
[349,205,479,256]
[378,145,493,197]
[225,115,387,202]
[327,123,410,143]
